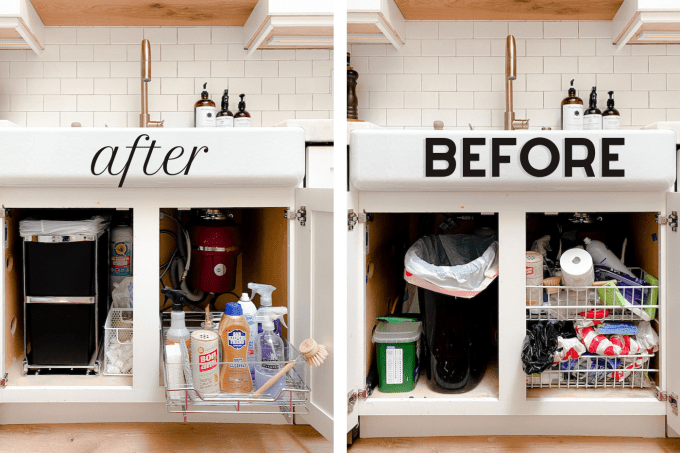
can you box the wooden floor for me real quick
[350,436,680,452]
[0,423,331,453]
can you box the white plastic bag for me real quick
[404,234,498,294]
[112,276,133,309]
[20,216,110,237]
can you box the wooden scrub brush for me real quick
[253,338,328,398]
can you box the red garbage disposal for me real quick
[187,209,241,293]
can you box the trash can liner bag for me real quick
[404,234,499,293]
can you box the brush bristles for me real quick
[299,339,328,368]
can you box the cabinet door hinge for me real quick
[656,386,667,401]
[348,210,372,231]
[656,212,678,232]
[284,206,307,226]
[0,373,7,388]
[0,207,10,219]
[670,392,678,415]
[347,386,370,413]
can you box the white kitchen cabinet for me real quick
[348,129,678,439]
[0,128,334,443]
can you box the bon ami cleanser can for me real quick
[191,330,220,395]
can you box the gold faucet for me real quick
[505,35,529,131]
[140,39,164,128]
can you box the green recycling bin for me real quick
[372,321,422,393]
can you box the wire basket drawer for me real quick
[103,308,133,376]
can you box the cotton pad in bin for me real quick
[372,321,422,393]
[403,234,499,298]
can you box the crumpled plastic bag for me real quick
[112,276,133,309]
[522,321,574,374]
[404,234,498,293]
[20,216,110,237]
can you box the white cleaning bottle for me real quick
[238,292,257,380]
[253,313,286,396]
[249,283,287,336]
[584,237,632,276]
[166,295,191,357]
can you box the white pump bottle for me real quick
[253,312,286,395]
[238,292,257,379]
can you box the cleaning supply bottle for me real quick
[249,283,287,336]
[163,288,191,355]
[238,292,257,380]
[233,94,251,127]
[583,87,602,130]
[195,83,216,128]
[254,312,287,396]
[561,79,584,131]
[218,302,252,393]
[216,89,234,127]
[584,237,632,276]
[603,91,621,130]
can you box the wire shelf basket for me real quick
[103,308,133,376]
[526,267,659,322]
[160,312,310,422]
[526,353,656,389]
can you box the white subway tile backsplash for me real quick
[262,77,296,94]
[211,60,245,77]
[404,22,439,40]
[195,44,229,61]
[632,108,666,124]
[578,21,612,39]
[579,56,613,74]
[160,111,193,127]
[561,39,596,57]
[440,92,474,109]
[650,56,680,73]
[45,28,77,45]
[178,28,211,44]
[11,95,43,112]
[10,62,44,79]
[279,94,313,110]
[357,108,386,126]
[422,109,456,126]
[296,77,330,94]
[27,78,60,95]
[212,27,243,44]
[44,62,77,78]
[633,73,666,90]
[439,22,474,39]
[62,78,93,95]
[514,91,544,109]
[509,22,543,39]
[296,110,330,120]
[526,74,562,92]
[473,91,504,110]
[440,56,473,74]
[456,40,490,57]
[370,91,404,109]
[387,109,421,127]
[161,78,195,95]
[490,38,525,57]
[27,45,60,62]
[94,45,127,62]
[94,78,128,95]
[457,109,491,127]
[525,39,561,56]
[473,57,503,74]
[368,57,403,74]
[564,74,597,91]
[127,44,160,62]
[631,45,666,56]
[350,45,387,57]
[110,28,144,45]
[27,112,60,127]
[596,39,630,56]
[474,22,509,38]
[357,74,386,92]
[77,28,110,44]
[422,40,457,57]
[387,74,421,92]
[178,61,211,77]
[279,60,312,78]
[596,73,632,91]
[544,22,579,39]
[386,39,421,57]
[614,56,648,74]
[313,59,333,77]
[94,112,128,127]
[144,28,178,44]
[296,49,330,60]
[77,62,110,78]
[517,56,544,73]
[228,77,262,94]
[0,50,26,62]
[245,60,279,77]
[526,108,561,128]
[77,95,110,111]
[161,45,194,61]
[457,74,491,91]
[60,45,94,62]
[649,91,680,108]
[0,78,26,95]
[313,94,333,111]
[404,56,438,74]
[544,56,577,73]
[422,74,457,92]
[405,91,438,109]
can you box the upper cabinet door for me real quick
[291,188,334,442]
[666,193,680,434]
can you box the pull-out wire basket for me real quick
[160,312,310,422]
[527,353,655,389]
[526,268,659,322]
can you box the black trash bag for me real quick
[521,321,574,375]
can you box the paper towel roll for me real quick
[561,248,594,287]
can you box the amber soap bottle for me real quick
[561,79,584,131]
[195,83,216,128]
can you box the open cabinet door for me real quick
[0,211,6,394]
[292,188,334,442]
[346,191,364,440]
[667,193,680,436]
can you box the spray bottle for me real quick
[238,292,257,380]
[253,312,287,395]
[162,288,191,354]
[249,283,287,336]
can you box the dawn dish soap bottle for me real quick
[253,312,287,396]
[234,94,251,127]
[195,83,216,128]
